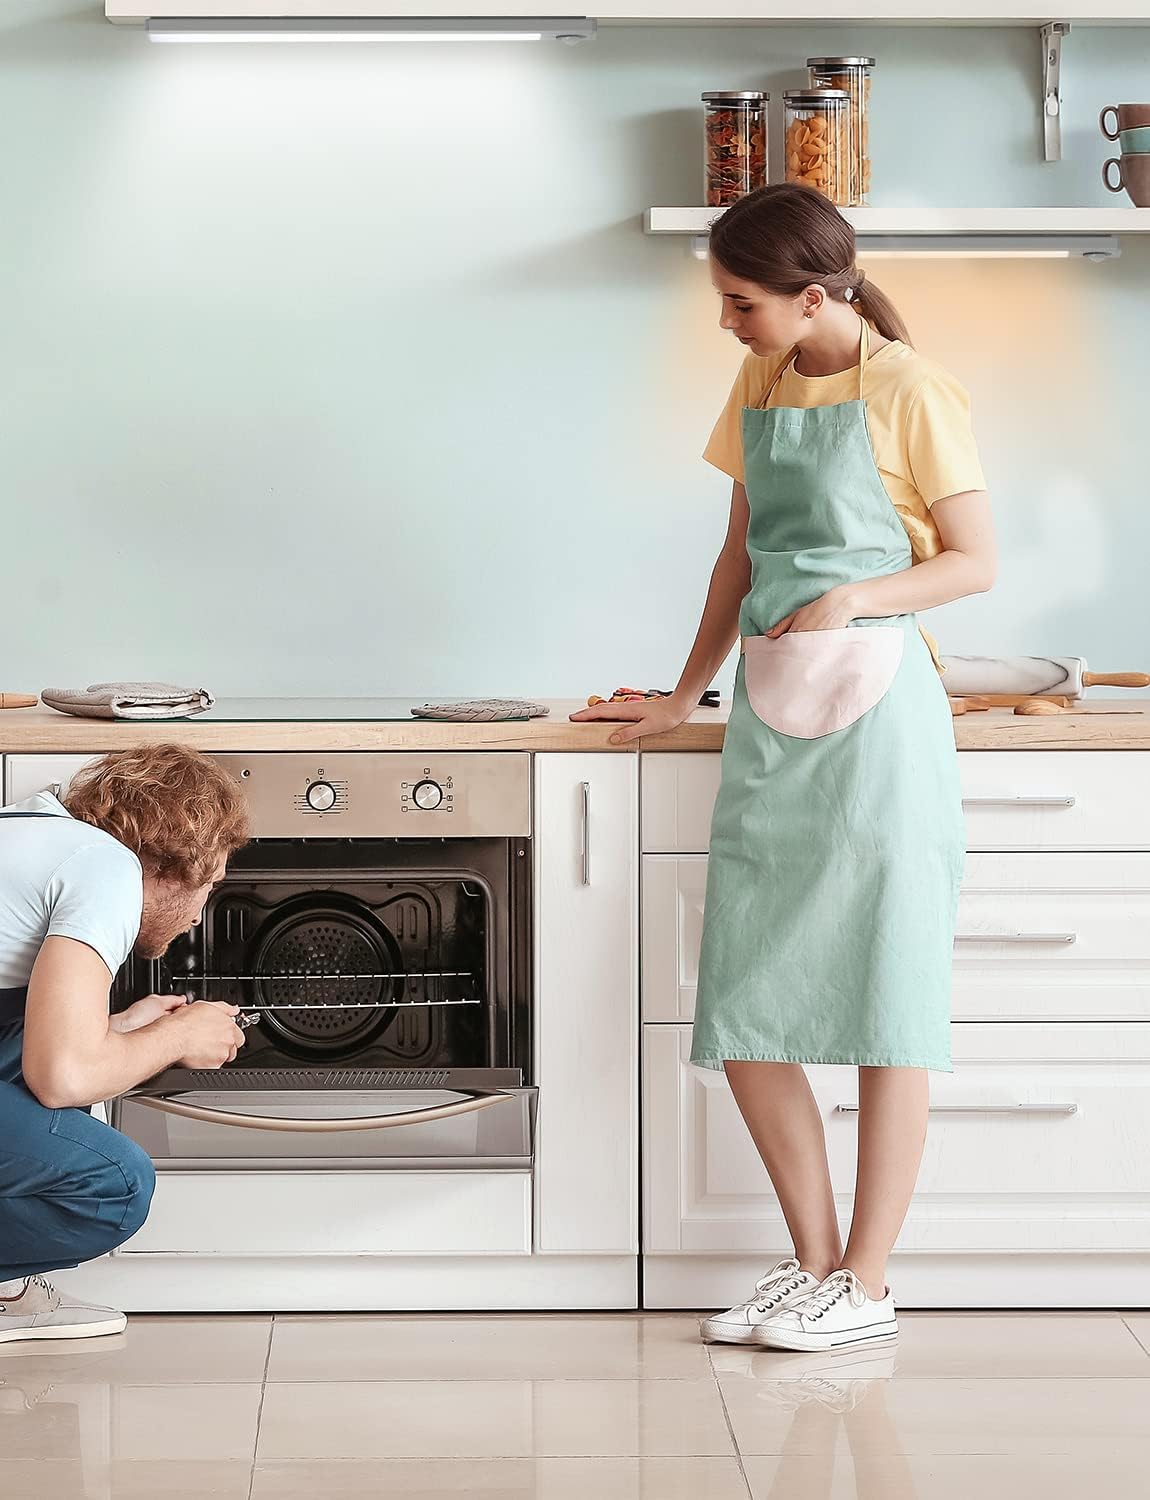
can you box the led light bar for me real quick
[145,16,596,43]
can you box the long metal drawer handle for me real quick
[836,1103,1079,1116]
[961,796,1076,808]
[580,780,592,886]
[135,1090,509,1134]
[954,932,1077,945]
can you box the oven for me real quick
[111,753,536,1175]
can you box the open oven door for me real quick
[113,1068,538,1172]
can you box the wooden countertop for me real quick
[2,698,1150,753]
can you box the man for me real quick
[0,743,250,1344]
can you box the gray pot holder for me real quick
[411,698,551,722]
[40,682,216,720]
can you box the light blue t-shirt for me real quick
[0,791,143,990]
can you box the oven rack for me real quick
[169,971,481,1010]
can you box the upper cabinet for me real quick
[105,3,1150,24]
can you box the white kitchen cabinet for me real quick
[533,754,639,1255]
[645,1022,1150,1257]
[641,855,706,1023]
[643,849,1150,1024]
[123,1171,531,1256]
[643,750,1150,856]
[4,754,96,803]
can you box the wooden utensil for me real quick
[0,694,38,709]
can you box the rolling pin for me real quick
[0,694,38,709]
[940,655,1150,699]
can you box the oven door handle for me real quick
[133,1089,512,1133]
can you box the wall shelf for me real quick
[645,206,1150,259]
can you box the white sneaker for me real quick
[0,1275,127,1345]
[751,1267,898,1352]
[699,1257,822,1344]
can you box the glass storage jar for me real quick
[702,91,768,208]
[807,56,875,206]
[783,88,850,206]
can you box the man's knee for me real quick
[108,1134,156,1243]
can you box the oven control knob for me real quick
[306,780,337,812]
[412,778,443,811]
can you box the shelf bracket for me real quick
[1041,22,1070,163]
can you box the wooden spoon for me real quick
[0,694,38,710]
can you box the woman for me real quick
[573,184,996,1351]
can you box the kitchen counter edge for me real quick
[3,699,1150,752]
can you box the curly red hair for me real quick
[64,744,249,888]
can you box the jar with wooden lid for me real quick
[807,56,875,205]
[702,91,768,207]
[782,88,849,206]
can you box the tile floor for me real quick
[1,1309,1149,1498]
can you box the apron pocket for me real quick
[743,626,905,739]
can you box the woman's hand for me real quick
[569,694,693,747]
[766,585,858,636]
[110,993,189,1034]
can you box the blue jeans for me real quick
[0,998,156,1281]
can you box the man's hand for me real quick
[110,993,189,1034]
[168,1002,247,1070]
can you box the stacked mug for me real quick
[1101,104,1150,207]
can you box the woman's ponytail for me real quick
[848,270,911,346]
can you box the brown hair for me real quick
[710,183,911,346]
[65,744,249,888]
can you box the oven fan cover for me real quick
[250,897,404,1058]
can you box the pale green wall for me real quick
[3,2,1149,698]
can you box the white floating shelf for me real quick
[646,206,1150,259]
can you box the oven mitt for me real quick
[411,698,550,721]
[40,682,215,720]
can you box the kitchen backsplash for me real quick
[2,2,1148,696]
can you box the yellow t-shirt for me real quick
[704,333,986,675]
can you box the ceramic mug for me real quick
[1100,103,1150,141]
[1119,126,1150,154]
[1103,152,1150,207]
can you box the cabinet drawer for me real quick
[120,1171,532,1256]
[955,854,1150,1021]
[641,752,1150,856]
[643,851,1150,1024]
[960,751,1150,851]
[641,755,721,854]
[644,1023,1150,1255]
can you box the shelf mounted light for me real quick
[145,16,596,43]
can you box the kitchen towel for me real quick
[40,682,215,720]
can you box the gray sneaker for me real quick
[699,1257,822,1344]
[0,1275,127,1345]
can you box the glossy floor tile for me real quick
[742,1452,1150,1499]
[4,1310,1150,1499]
[268,1313,711,1382]
[252,1456,750,1498]
[707,1311,1150,1379]
[257,1377,734,1459]
[719,1371,1150,1456]
[1123,1313,1150,1355]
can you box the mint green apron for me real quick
[690,319,965,1074]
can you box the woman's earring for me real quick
[803,310,814,319]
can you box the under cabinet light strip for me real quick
[146,17,596,43]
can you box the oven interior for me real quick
[118,837,532,1083]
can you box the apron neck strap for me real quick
[856,315,870,400]
[759,313,871,408]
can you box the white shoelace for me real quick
[732,1256,802,1314]
[789,1268,869,1320]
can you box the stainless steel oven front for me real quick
[112,753,536,1173]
